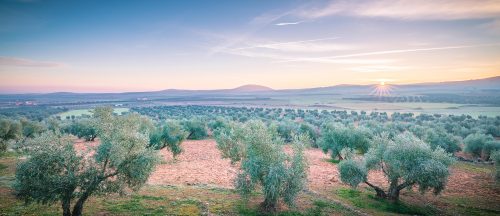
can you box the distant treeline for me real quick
[345,93,500,105]
[0,106,67,121]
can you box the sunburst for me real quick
[370,80,393,97]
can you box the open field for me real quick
[57,108,129,119]
[2,139,499,216]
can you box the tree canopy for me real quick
[14,107,161,216]
[338,132,454,201]
[215,120,308,212]
[320,123,371,160]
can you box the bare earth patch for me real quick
[146,139,500,213]
[148,139,238,188]
[147,139,388,191]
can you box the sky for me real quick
[1,0,500,93]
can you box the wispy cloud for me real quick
[205,8,302,56]
[349,65,410,73]
[480,19,500,34]
[297,0,500,20]
[223,46,396,65]
[230,36,349,52]
[275,21,304,26]
[278,43,500,63]
[0,56,65,67]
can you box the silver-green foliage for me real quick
[422,127,461,153]
[320,123,371,160]
[0,118,22,152]
[464,133,499,160]
[338,132,454,201]
[492,150,500,181]
[215,120,308,212]
[14,107,161,216]
[149,120,187,157]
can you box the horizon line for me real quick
[0,75,498,95]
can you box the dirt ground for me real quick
[148,139,239,188]
[147,139,500,203]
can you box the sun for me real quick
[371,80,393,97]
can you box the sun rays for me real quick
[370,80,393,97]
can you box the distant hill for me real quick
[230,84,274,92]
[1,76,499,104]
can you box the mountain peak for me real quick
[232,84,273,92]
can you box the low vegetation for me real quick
[0,105,499,215]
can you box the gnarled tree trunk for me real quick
[260,197,278,213]
[387,180,400,201]
[71,192,90,216]
[62,198,71,216]
[364,181,387,198]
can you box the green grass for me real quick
[453,161,493,174]
[336,188,434,215]
[325,158,341,164]
[444,197,500,216]
[236,199,351,216]
[58,108,129,119]
[103,195,170,215]
[0,163,7,172]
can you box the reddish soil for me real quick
[147,139,389,191]
[73,138,499,209]
[148,140,239,188]
[147,139,499,203]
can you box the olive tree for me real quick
[276,120,298,143]
[213,121,247,164]
[20,118,46,139]
[492,150,500,181]
[464,133,499,160]
[149,120,188,158]
[338,132,454,201]
[320,123,371,160]
[422,127,461,153]
[65,119,98,141]
[182,119,208,140]
[0,118,22,152]
[215,120,308,212]
[298,123,319,148]
[14,107,161,216]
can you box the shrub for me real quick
[338,132,454,201]
[215,120,308,212]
